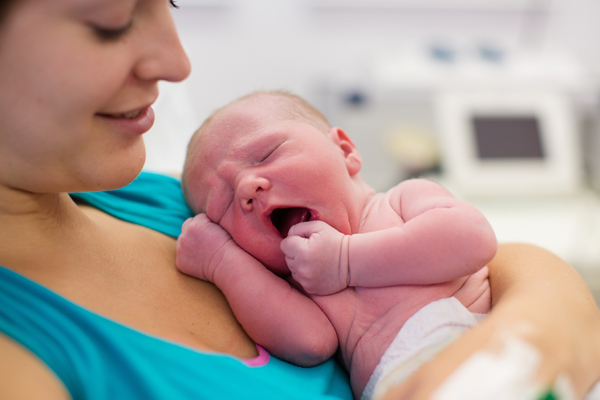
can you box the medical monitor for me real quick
[435,91,582,197]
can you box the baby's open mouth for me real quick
[270,208,311,238]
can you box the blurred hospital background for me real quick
[144,0,600,300]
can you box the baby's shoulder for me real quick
[386,178,455,208]
[359,192,404,232]
[388,178,448,196]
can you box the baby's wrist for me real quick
[212,242,256,285]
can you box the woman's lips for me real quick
[270,208,312,238]
[97,106,155,135]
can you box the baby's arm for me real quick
[346,179,497,287]
[283,179,496,294]
[176,214,337,366]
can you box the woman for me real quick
[0,0,598,399]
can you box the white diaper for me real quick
[361,297,483,400]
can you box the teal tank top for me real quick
[0,171,352,400]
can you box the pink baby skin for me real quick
[178,93,497,398]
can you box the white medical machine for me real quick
[435,90,584,198]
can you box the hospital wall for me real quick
[147,0,600,177]
[145,0,600,297]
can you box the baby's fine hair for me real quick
[193,90,330,140]
[256,90,332,133]
[181,91,331,209]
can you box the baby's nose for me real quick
[237,174,271,211]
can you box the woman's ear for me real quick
[328,127,362,176]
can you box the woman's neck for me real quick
[0,186,92,271]
[0,184,82,225]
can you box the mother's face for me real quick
[0,0,190,194]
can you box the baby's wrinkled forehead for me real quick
[200,116,263,161]
[187,110,264,205]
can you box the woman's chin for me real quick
[101,157,146,191]
[102,142,147,189]
[71,148,147,193]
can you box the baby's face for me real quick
[185,100,359,275]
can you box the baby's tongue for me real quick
[272,208,311,238]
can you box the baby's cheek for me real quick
[234,234,290,276]
[262,250,291,276]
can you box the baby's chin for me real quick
[233,235,289,275]
[260,253,291,277]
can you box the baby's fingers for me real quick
[287,220,328,239]
[178,216,205,250]
[180,217,193,233]
[280,234,308,259]
[189,213,213,231]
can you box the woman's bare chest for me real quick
[19,208,257,359]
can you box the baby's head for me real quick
[182,91,365,274]
[189,91,331,151]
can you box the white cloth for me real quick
[361,297,482,400]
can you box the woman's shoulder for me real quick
[0,333,71,400]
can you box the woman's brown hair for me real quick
[0,1,178,26]
[0,0,17,26]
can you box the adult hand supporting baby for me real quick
[176,213,240,283]
[281,221,350,295]
[378,243,600,400]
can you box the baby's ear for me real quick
[328,127,362,176]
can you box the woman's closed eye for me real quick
[92,20,134,42]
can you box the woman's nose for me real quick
[236,174,271,212]
[133,3,191,83]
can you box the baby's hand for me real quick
[176,213,239,283]
[280,220,350,295]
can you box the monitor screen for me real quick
[471,116,545,160]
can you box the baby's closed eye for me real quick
[256,143,282,165]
